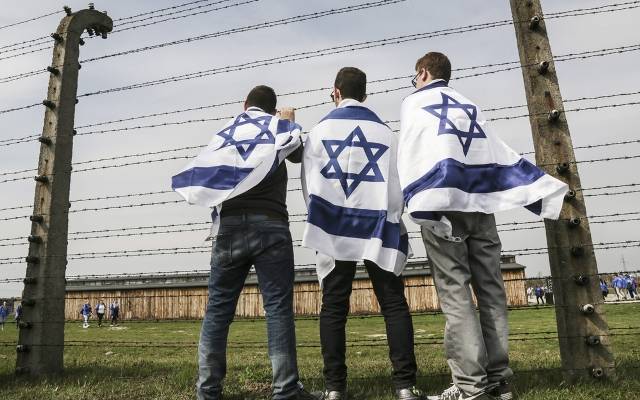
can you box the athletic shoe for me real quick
[427,384,460,400]
[427,384,496,400]
[396,386,427,399]
[488,381,514,400]
[311,389,347,400]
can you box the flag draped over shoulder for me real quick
[302,100,411,282]
[398,80,568,241]
[172,107,301,217]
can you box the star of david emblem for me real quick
[216,113,274,161]
[422,93,487,156]
[320,126,388,198]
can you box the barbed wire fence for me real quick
[0,0,639,382]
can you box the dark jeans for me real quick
[111,313,119,325]
[97,313,104,326]
[320,260,417,391]
[196,214,300,400]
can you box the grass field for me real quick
[0,303,638,399]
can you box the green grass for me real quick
[0,304,638,399]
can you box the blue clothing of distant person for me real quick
[600,280,609,300]
[0,302,8,331]
[613,275,628,300]
[534,287,545,305]
[81,302,92,328]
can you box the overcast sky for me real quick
[1,0,639,297]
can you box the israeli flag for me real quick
[399,80,568,241]
[302,100,411,282]
[172,107,301,234]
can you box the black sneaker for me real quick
[396,386,427,400]
[488,381,513,400]
[310,390,347,400]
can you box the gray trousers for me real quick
[420,212,513,395]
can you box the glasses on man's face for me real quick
[330,90,335,102]
[411,72,420,88]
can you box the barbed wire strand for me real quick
[1,239,640,265]
[0,9,61,31]
[0,0,401,65]
[0,0,261,61]
[3,213,640,247]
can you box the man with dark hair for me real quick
[304,67,425,400]
[333,67,367,101]
[400,51,565,400]
[246,84,278,114]
[174,85,314,400]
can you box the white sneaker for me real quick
[428,385,495,400]
[427,384,460,400]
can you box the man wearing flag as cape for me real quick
[399,53,568,400]
[302,67,425,400]
[172,85,315,400]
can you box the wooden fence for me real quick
[64,269,526,320]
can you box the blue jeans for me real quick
[196,214,300,400]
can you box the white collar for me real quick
[337,98,363,108]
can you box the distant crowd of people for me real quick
[527,274,638,305]
[603,273,638,300]
[79,300,120,328]
[0,301,22,331]
[526,286,549,305]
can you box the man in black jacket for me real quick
[196,86,313,400]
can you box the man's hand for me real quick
[277,107,295,122]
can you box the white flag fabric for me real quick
[172,107,301,230]
[302,99,411,282]
[399,80,568,241]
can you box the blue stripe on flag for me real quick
[403,158,546,204]
[276,119,302,135]
[172,165,253,191]
[307,195,408,254]
[524,199,543,215]
[319,106,388,127]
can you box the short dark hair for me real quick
[246,85,277,114]
[334,67,367,102]
[415,52,451,83]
